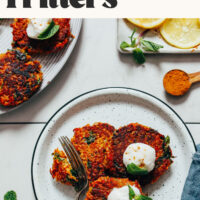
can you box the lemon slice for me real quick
[160,19,200,49]
[126,18,166,29]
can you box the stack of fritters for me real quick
[0,49,43,106]
[50,122,173,198]
[11,18,72,54]
[85,177,142,200]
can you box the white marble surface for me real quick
[0,19,200,123]
[0,19,200,199]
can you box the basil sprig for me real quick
[128,185,152,200]
[38,20,60,40]
[128,185,135,200]
[127,163,148,176]
[4,191,17,200]
[120,28,163,64]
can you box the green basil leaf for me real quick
[164,136,170,147]
[127,163,148,176]
[140,39,163,52]
[38,20,60,40]
[120,41,130,50]
[135,194,152,200]
[84,131,96,144]
[4,191,17,200]
[132,48,145,64]
[128,185,135,200]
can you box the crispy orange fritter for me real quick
[108,123,173,185]
[0,49,43,106]
[11,18,72,54]
[50,149,79,187]
[85,177,143,200]
[50,123,115,186]
[71,123,115,182]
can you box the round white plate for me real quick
[0,19,82,114]
[31,87,196,200]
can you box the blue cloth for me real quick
[181,144,200,200]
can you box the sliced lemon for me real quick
[126,18,166,29]
[160,18,200,49]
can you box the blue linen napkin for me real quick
[181,144,200,200]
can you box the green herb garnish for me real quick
[84,131,96,144]
[38,20,60,40]
[128,185,135,200]
[140,39,163,52]
[135,195,152,200]
[164,136,170,148]
[120,29,163,64]
[53,152,65,161]
[4,191,17,200]
[133,48,145,64]
[127,163,148,176]
[128,185,152,200]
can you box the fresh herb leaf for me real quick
[120,41,130,50]
[164,136,170,147]
[129,28,136,44]
[133,48,145,64]
[4,191,17,200]
[84,131,96,144]
[70,169,78,177]
[131,38,136,47]
[127,163,148,176]
[120,28,163,64]
[128,185,135,200]
[156,136,172,164]
[53,152,65,161]
[135,195,152,200]
[38,20,60,40]
[140,39,163,52]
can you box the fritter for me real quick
[0,49,43,107]
[50,149,79,187]
[71,123,115,182]
[85,177,143,200]
[108,123,173,185]
[11,18,72,54]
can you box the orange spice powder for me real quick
[163,70,191,96]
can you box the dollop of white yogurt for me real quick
[27,18,52,39]
[108,185,141,200]
[123,143,156,172]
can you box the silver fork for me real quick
[59,136,89,200]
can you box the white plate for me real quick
[31,87,196,200]
[117,19,200,54]
[0,18,82,114]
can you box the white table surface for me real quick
[0,19,200,199]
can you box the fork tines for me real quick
[59,136,88,191]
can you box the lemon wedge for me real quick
[126,18,166,29]
[160,19,200,49]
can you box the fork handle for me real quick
[76,183,89,200]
